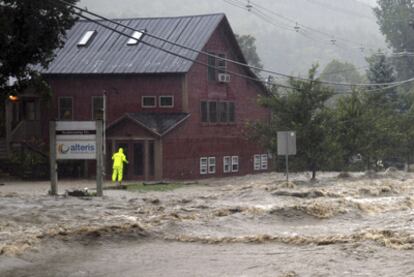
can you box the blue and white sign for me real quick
[56,121,97,160]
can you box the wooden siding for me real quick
[161,20,270,179]
[43,17,271,181]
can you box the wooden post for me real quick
[144,140,149,181]
[285,132,289,183]
[96,120,103,196]
[49,121,57,195]
[5,101,12,157]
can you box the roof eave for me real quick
[160,113,191,137]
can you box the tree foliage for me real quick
[252,65,334,179]
[0,0,78,98]
[333,53,402,169]
[320,59,365,94]
[374,0,414,80]
[365,52,397,108]
[235,34,263,76]
[320,59,364,84]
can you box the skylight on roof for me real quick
[127,30,144,45]
[78,30,96,47]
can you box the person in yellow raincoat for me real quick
[112,148,128,185]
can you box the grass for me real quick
[126,182,197,192]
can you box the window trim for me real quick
[200,157,208,175]
[261,154,268,170]
[159,95,174,108]
[58,96,73,121]
[142,96,157,108]
[254,154,261,171]
[223,156,231,173]
[231,156,239,172]
[208,157,216,174]
[254,154,269,171]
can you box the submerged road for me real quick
[1,171,414,276]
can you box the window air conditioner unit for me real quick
[217,73,231,83]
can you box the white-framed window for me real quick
[223,156,231,173]
[200,157,208,175]
[58,97,73,120]
[208,157,216,174]
[142,96,156,108]
[254,155,261,171]
[231,156,239,172]
[261,154,268,170]
[159,96,174,108]
[254,154,268,171]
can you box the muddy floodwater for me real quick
[1,171,414,276]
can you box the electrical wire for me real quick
[71,12,414,94]
[305,0,374,20]
[54,0,414,93]
[58,0,413,88]
[225,0,372,47]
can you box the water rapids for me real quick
[1,171,414,276]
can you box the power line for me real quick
[58,0,414,88]
[224,0,374,49]
[71,12,414,94]
[305,0,374,20]
[59,0,411,88]
[54,0,414,93]
[319,65,369,77]
[222,2,414,68]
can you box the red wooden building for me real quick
[5,13,271,181]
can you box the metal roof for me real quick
[127,112,190,136]
[40,14,225,75]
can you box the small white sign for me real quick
[55,121,97,160]
[277,131,297,156]
[56,121,96,131]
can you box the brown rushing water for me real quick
[1,171,414,276]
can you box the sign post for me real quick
[277,131,296,183]
[96,120,103,196]
[50,121,103,196]
[49,121,57,195]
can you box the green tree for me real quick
[333,89,401,170]
[0,0,78,98]
[365,52,397,108]
[374,0,414,80]
[252,65,334,179]
[333,90,365,167]
[235,34,263,76]
[332,53,400,170]
[320,59,364,84]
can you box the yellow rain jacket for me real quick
[112,148,128,183]
[112,148,128,168]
